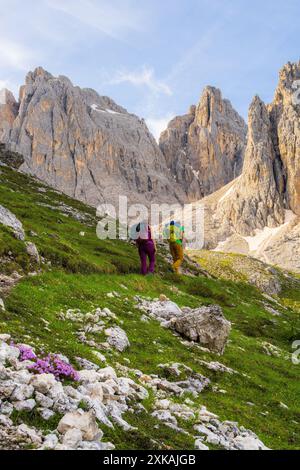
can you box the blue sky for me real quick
[0,0,299,139]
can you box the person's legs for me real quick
[170,242,183,274]
[147,241,156,274]
[139,245,148,275]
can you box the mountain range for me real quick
[0,61,299,271]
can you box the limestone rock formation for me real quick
[172,305,231,354]
[0,89,18,142]
[189,62,300,272]
[1,67,185,208]
[0,143,24,169]
[216,95,286,236]
[159,87,247,200]
[269,61,300,216]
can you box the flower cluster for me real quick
[15,344,79,382]
[28,354,80,382]
[17,344,37,361]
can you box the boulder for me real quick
[173,305,231,354]
[14,399,36,412]
[195,439,209,450]
[57,410,102,442]
[232,435,269,450]
[0,205,25,240]
[77,369,100,384]
[105,326,130,352]
[30,373,57,394]
[0,342,20,364]
[25,242,40,263]
[62,428,83,448]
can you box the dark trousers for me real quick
[138,241,156,275]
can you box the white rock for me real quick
[92,351,106,363]
[25,241,40,263]
[35,391,54,408]
[79,441,115,450]
[41,434,59,450]
[0,298,5,311]
[48,381,64,400]
[30,373,57,394]
[279,402,289,410]
[39,408,55,421]
[78,369,100,384]
[0,342,20,363]
[83,383,103,401]
[11,369,32,385]
[14,398,36,412]
[11,384,34,401]
[57,410,102,441]
[105,326,130,352]
[0,204,25,240]
[195,439,209,450]
[233,435,269,450]
[0,401,13,415]
[62,428,83,449]
[17,424,42,445]
[198,406,219,423]
[0,414,13,426]
[0,334,10,342]
[97,366,117,381]
[152,410,178,426]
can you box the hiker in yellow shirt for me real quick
[164,221,185,274]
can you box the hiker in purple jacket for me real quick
[134,222,156,275]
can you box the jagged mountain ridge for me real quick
[0,67,186,208]
[159,87,247,200]
[0,68,248,210]
[189,62,300,272]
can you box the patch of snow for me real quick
[90,104,121,115]
[105,109,120,115]
[212,238,231,252]
[218,179,240,203]
[243,211,296,253]
[212,210,296,255]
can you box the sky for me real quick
[0,0,299,139]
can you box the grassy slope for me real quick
[0,164,299,450]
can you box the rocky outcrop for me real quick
[137,297,231,354]
[269,61,300,216]
[172,305,231,354]
[159,87,247,200]
[216,95,286,236]
[1,67,185,208]
[188,62,300,272]
[0,205,25,241]
[0,143,24,169]
[0,90,18,142]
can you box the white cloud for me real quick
[0,38,34,70]
[110,67,172,96]
[46,0,145,40]
[146,114,174,142]
[0,80,9,90]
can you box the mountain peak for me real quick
[159,86,247,200]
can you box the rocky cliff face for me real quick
[1,68,185,208]
[0,89,18,142]
[195,62,300,272]
[159,87,247,200]
[268,62,300,216]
